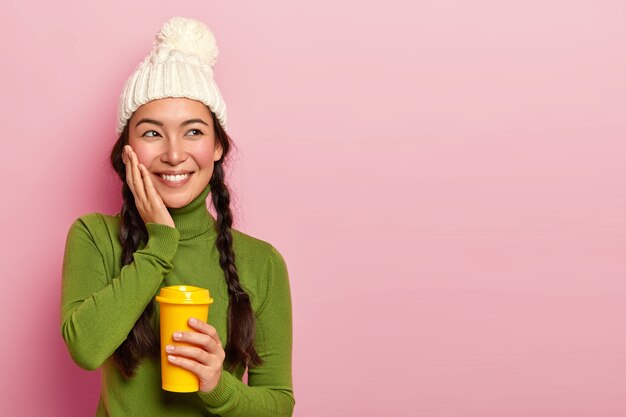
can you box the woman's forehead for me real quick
[133,98,211,122]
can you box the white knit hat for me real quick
[116,16,227,135]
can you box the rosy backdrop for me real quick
[1,0,625,416]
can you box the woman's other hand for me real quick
[122,145,175,229]
[166,317,226,393]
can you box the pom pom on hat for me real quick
[155,16,219,68]
[116,16,228,135]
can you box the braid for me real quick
[110,127,159,378]
[210,160,263,372]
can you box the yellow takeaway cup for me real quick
[155,285,214,392]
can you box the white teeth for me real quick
[160,173,189,182]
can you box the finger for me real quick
[167,354,205,375]
[124,146,138,197]
[166,344,212,366]
[129,148,147,205]
[173,329,222,354]
[188,318,223,347]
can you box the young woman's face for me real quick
[127,97,223,209]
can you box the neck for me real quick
[167,182,216,240]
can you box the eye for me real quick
[186,129,203,136]
[143,130,160,138]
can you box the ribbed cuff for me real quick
[144,223,180,262]
[197,370,238,409]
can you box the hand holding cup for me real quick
[166,317,225,393]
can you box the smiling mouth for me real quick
[160,173,190,181]
[156,172,194,186]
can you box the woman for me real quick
[60,16,294,416]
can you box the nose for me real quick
[161,137,188,165]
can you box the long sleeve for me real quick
[196,245,295,417]
[60,215,180,370]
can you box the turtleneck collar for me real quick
[167,182,216,240]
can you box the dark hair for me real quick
[108,108,263,378]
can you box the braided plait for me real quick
[210,160,263,371]
[109,128,159,377]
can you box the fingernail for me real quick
[166,345,174,353]
[168,355,176,362]
[189,318,197,325]
[173,332,182,340]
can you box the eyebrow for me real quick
[135,118,210,129]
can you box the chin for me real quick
[161,194,192,209]
[157,180,208,208]
[163,199,189,209]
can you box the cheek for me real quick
[129,143,157,166]
[193,146,217,168]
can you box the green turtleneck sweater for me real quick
[60,183,294,417]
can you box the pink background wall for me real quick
[1,0,625,416]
